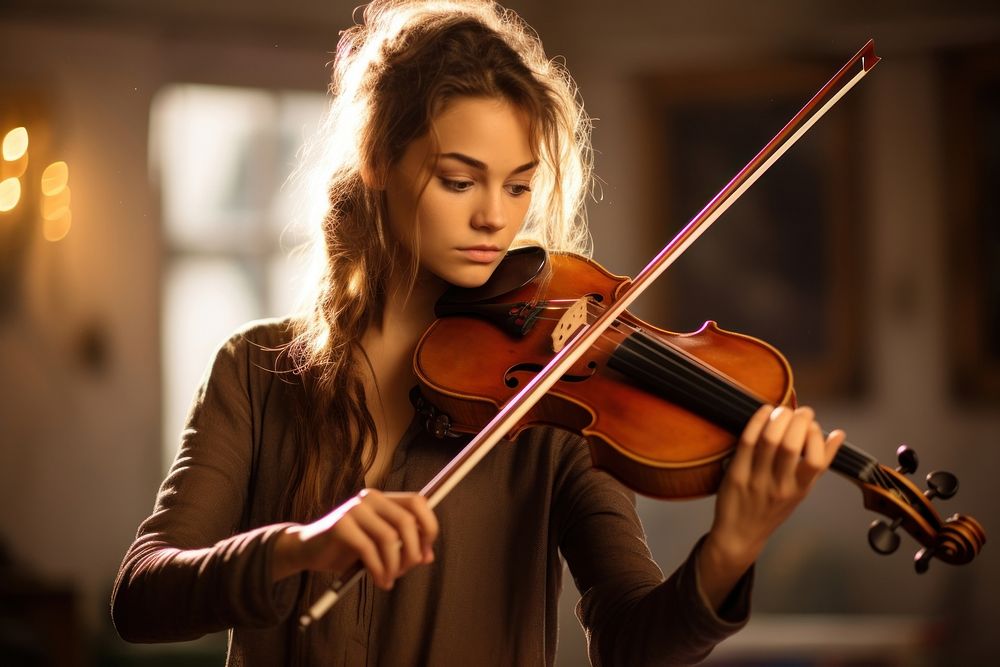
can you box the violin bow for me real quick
[300,39,881,627]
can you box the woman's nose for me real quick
[471,189,506,231]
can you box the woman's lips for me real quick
[458,248,501,263]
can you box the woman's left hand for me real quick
[698,404,845,610]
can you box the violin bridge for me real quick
[552,296,591,352]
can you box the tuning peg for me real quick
[868,518,902,555]
[914,545,935,573]
[895,445,919,474]
[925,470,959,500]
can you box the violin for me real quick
[299,38,984,627]
[415,246,985,572]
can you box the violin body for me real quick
[415,250,795,499]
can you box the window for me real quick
[151,84,325,471]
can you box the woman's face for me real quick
[384,96,537,288]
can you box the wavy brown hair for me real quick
[281,0,594,523]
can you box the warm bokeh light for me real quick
[11,158,27,180]
[2,127,29,162]
[0,177,21,212]
[43,209,71,242]
[41,185,71,220]
[0,154,28,181]
[41,161,69,196]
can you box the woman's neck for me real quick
[359,265,448,394]
[375,268,447,349]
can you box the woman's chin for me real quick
[440,266,497,289]
[419,260,498,290]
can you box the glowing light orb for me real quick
[42,185,71,220]
[2,127,29,162]
[44,209,72,242]
[41,161,69,196]
[0,177,21,212]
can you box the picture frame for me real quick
[636,62,868,399]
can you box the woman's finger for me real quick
[772,407,814,484]
[728,404,773,484]
[351,499,403,588]
[796,423,845,487]
[333,513,388,587]
[367,493,424,571]
[388,493,439,562]
[751,405,793,484]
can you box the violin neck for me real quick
[830,440,879,484]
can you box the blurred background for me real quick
[1,0,998,665]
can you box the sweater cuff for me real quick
[231,522,302,626]
[688,534,754,629]
[261,523,303,622]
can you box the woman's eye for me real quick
[506,183,531,196]
[441,178,473,192]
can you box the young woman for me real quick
[112,1,844,664]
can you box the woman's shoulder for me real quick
[207,316,300,382]
[226,316,297,351]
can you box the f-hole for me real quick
[505,360,598,388]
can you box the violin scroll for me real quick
[858,445,985,573]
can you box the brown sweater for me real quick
[112,318,751,666]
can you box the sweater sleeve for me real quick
[111,326,301,642]
[554,434,752,666]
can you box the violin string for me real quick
[604,327,912,504]
[579,303,763,427]
[530,308,628,360]
[608,334,765,429]
[586,305,758,413]
[549,300,842,433]
[546,300,853,433]
[531,301,913,504]
[617,330,915,505]
[590,312,912,505]
[873,466,911,501]
[534,302,760,434]
[577,305,898,482]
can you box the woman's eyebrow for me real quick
[437,152,538,174]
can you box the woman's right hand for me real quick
[271,489,438,590]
